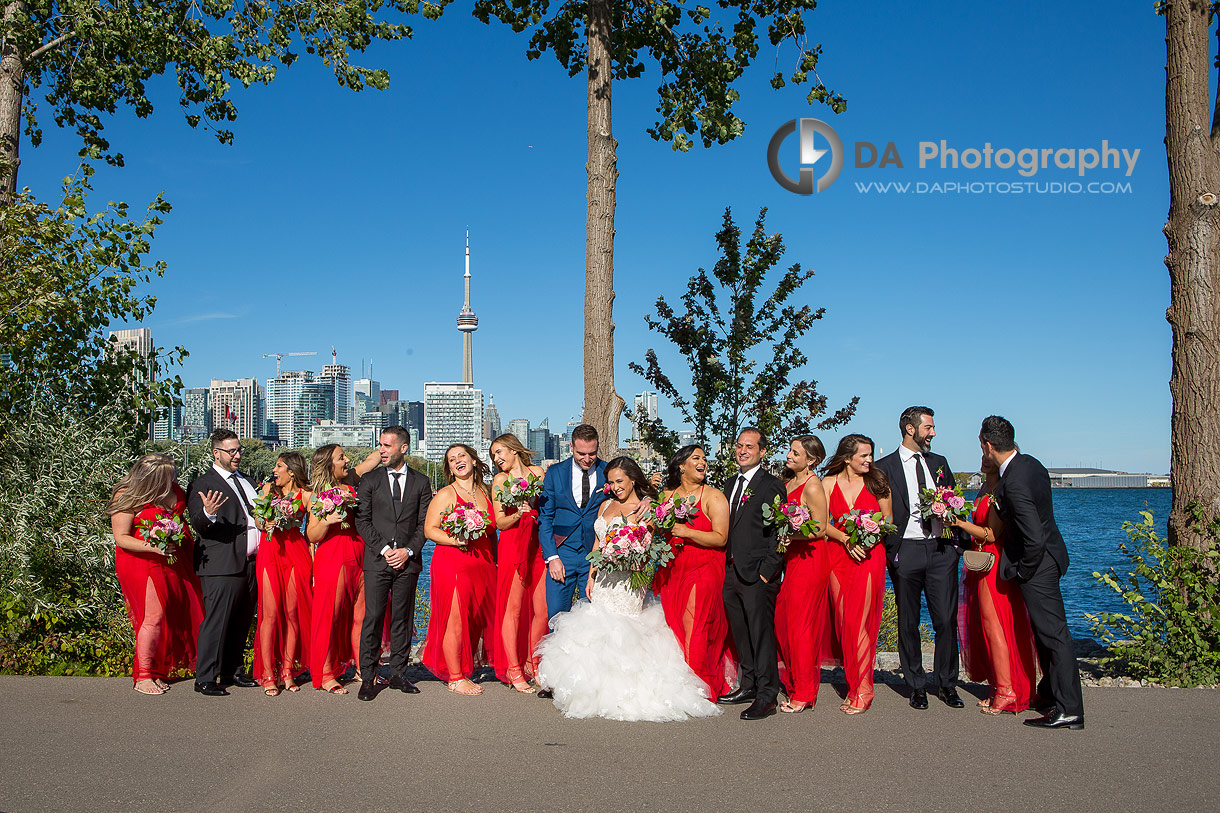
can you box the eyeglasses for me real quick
[215,446,244,457]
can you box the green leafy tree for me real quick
[472,0,844,453]
[629,206,856,480]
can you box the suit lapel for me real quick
[891,456,911,516]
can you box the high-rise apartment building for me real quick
[296,381,336,447]
[529,418,549,461]
[484,395,501,442]
[354,378,380,416]
[320,359,352,424]
[208,378,263,439]
[265,369,313,445]
[152,404,183,441]
[423,382,483,464]
[506,418,530,445]
[182,387,211,438]
[633,390,659,438]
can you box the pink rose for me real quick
[931,501,946,517]
[321,498,336,513]
[948,495,965,511]
[861,516,880,534]
[675,503,689,518]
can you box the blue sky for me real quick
[22,0,1170,472]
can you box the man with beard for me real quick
[875,406,966,710]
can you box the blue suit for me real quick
[538,457,607,617]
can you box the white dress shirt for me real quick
[899,445,937,540]
[206,463,261,556]
[730,464,761,508]
[571,458,596,507]
[998,451,1016,478]
[381,464,411,559]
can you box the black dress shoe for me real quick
[1023,710,1084,730]
[194,681,229,696]
[537,688,553,699]
[909,689,928,709]
[357,680,376,702]
[387,674,420,694]
[717,687,757,705]
[740,699,777,720]
[226,673,259,689]
[937,686,965,708]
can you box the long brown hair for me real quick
[272,451,309,497]
[822,434,890,499]
[490,433,534,469]
[107,454,177,516]
[443,443,493,502]
[782,435,826,483]
[310,444,343,494]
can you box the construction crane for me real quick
[263,351,317,376]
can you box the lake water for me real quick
[417,488,1170,640]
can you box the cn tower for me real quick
[457,227,478,384]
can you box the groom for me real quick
[354,426,431,701]
[538,423,607,621]
[718,427,787,721]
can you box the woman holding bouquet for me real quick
[107,454,205,695]
[652,445,734,699]
[820,434,893,714]
[775,435,831,713]
[306,444,365,694]
[422,444,498,695]
[535,457,719,721]
[252,452,313,696]
[952,455,1039,713]
[489,433,547,693]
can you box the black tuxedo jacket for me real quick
[993,453,1069,581]
[355,466,432,576]
[723,468,787,582]
[874,449,959,551]
[187,467,255,577]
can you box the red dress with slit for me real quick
[422,488,498,682]
[958,494,1039,711]
[492,503,546,682]
[252,497,313,686]
[653,487,735,698]
[113,485,205,685]
[824,480,886,709]
[308,485,365,689]
[776,475,832,706]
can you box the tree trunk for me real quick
[0,0,25,206]
[581,0,625,454]
[1165,0,1220,550]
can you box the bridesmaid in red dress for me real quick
[107,454,205,695]
[952,454,1039,713]
[306,444,366,694]
[252,451,313,696]
[775,435,831,713]
[423,444,498,695]
[652,445,734,699]
[489,433,547,693]
[820,434,893,714]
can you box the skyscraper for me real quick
[354,378,380,416]
[484,395,502,441]
[182,387,211,438]
[152,404,183,441]
[457,228,479,384]
[320,352,353,424]
[423,382,484,464]
[297,380,336,447]
[208,378,263,439]
[107,328,156,384]
[529,418,549,461]
[633,390,659,438]
[265,369,314,445]
[506,418,530,445]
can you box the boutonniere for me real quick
[740,487,753,506]
[602,482,613,496]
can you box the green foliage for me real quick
[629,207,857,480]
[0,165,186,442]
[1087,509,1220,687]
[472,0,844,151]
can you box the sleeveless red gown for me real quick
[492,501,546,682]
[653,487,735,698]
[309,485,365,689]
[958,494,1039,711]
[775,475,832,706]
[422,487,498,682]
[252,497,313,687]
[825,480,886,710]
[113,485,205,684]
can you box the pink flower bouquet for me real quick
[587,523,676,590]
[310,487,358,529]
[918,477,973,538]
[253,489,304,533]
[761,495,821,552]
[137,510,187,564]
[493,472,543,510]
[441,500,492,545]
[836,509,898,552]
[649,493,702,534]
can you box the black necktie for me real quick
[912,454,932,536]
[580,468,590,508]
[229,473,254,516]
[729,475,745,519]
[390,472,402,507]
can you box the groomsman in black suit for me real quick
[354,426,432,701]
[187,429,261,696]
[874,406,965,710]
[718,427,787,721]
[980,415,1084,729]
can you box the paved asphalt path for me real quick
[1,672,1215,812]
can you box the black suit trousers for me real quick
[1018,552,1084,717]
[196,560,257,683]
[359,563,419,679]
[887,538,960,690]
[723,566,781,703]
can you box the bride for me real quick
[535,456,721,722]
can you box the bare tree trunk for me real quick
[0,0,25,206]
[1165,0,1220,550]
[582,0,625,453]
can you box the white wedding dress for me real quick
[535,515,721,722]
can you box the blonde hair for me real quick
[107,454,177,516]
[490,433,534,469]
[310,444,343,494]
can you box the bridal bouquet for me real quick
[310,487,358,530]
[252,489,304,533]
[649,493,702,534]
[494,473,543,510]
[138,510,188,564]
[918,473,972,538]
[587,523,675,590]
[761,495,821,553]
[836,509,897,553]
[441,500,491,545]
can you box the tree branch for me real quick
[26,31,76,64]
